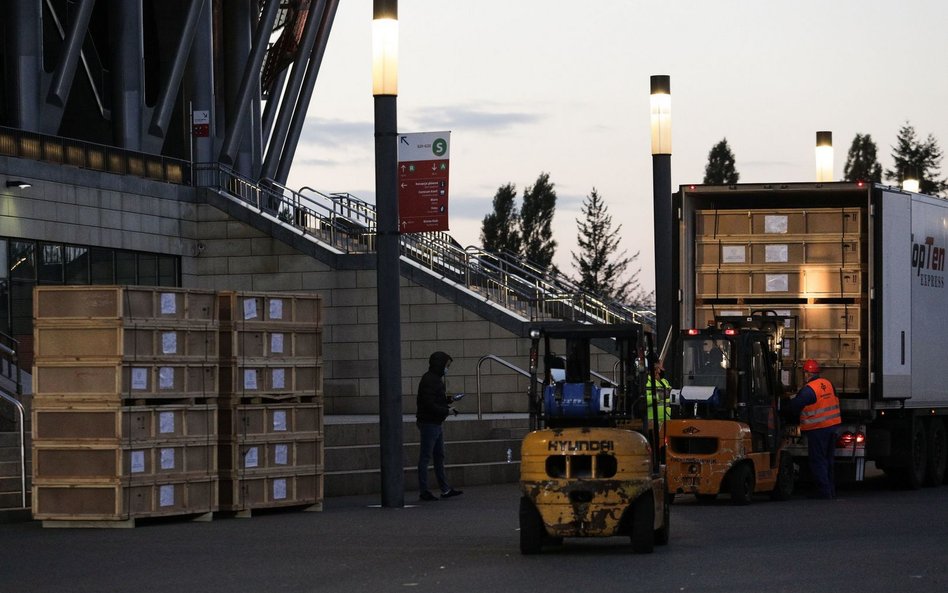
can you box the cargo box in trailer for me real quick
[673,182,948,489]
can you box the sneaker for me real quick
[419,491,438,502]
[441,488,463,499]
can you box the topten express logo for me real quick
[912,235,945,288]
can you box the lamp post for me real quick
[373,0,403,508]
[650,75,674,358]
[902,168,920,193]
[815,131,833,182]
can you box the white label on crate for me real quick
[160,293,176,315]
[721,245,745,264]
[270,333,284,354]
[244,369,258,390]
[131,367,148,390]
[243,298,258,320]
[159,484,175,507]
[273,410,287,432]
[160,448,175,470]
[159,367,174,389]
[159,411,175,434]
[244,446,259,468]
[162,332,178,354]
[273,368,286,390]
[269,298,284,320]
[764,215,788,234]
[275,444,288,465]
[765,244,789,263]
[273,478,287,500]
[781,369,791,386]
[765,274,789,292]
[131,450,146,473]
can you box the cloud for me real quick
[300,117,373,147]
[403,105,544,133]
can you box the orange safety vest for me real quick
[799,377,841,431]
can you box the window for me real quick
[89,248,114,284]
[65,246,89,284]
[9,241,35,281]
[116,251,137,284]
[138,254,158,285]
[38,243,63,284]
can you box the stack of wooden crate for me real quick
[217,291,324,514]
[31,286,220,525]
[694,207,867,392]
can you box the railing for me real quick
[194,163,655,328]
[475,355,541,420]
[0,392,26,508]
[0,331,25,509]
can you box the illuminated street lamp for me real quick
[373,0,403,508]
[902,174,920,193]
[815,131,833,182]
[650,74,674,354]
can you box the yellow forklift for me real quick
[518,323,669,554]
[664,311,797,504]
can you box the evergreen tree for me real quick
[885,122,948,195]
[520,172,557,271]
[843,133,883,182]
[480,182,521,255]
[703,138,740,184]
[571,188,643,303]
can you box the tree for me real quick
[703,138,740,184]
[520,172,557,271]
[885,122,948,196]
[480,183,521,255]
[571,188,644,304]
[843,133,883,183]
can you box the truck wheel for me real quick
[770,452,795,501]
[904,420,928,490]
[654,496,671,546]
[630,494,655,554]
[925,418,947,487]
[728,463,754,505]
[519,497,545,555]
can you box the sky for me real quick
[286,0,948,297]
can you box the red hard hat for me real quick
[803,359,820,373]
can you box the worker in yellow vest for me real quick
[645,364,672,423]
[789,359,841,499]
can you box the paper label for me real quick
[721,245,746,264]
[160,448,175,470]
[273,478,287,500]
[162,332,178,354]
[244,369,258,390]
[131,368,148,390]
[160,293,177,315]
[275,444,288,465]
[159,484,175,507]
[131,450,145,473]
[159,411,175,434]
[159,367,174,389]
[269,299,284,320]
[273,410,287,432]
[765,244,789,263]
[766,273,789,292]
[764,215,788,233]
[720,310,743,317]
[272,368,285,389]
[244,446,258,468]
[243,298,258,320]
[270,333,284,354]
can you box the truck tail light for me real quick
[836,431,866,448]
[686,329,700,335]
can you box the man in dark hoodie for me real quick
[416,351,463,501]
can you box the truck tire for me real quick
[728,463,754,505]
[630,494,655,554]
[904,420,928,490]
[770,452,795,501]
[925,418,947,487]
[519,497,545,555]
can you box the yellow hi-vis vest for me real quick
[646,375,671,421]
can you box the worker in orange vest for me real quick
[789,359,842,499]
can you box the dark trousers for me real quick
[417,422,449,494]
[806,426,838,498]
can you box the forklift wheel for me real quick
[770,453,795,501]
[519,497,545,555]
[630,495,655,554]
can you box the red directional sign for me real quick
[398,132,450,233]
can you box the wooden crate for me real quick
[34,362,123,397]
[218,291,322,326]
[32,403,217,442]
[787,364,867,394]
[123,327,219,361]
[122,287,218,323]
[34,287,122,320]
[220,327,322,360]
[34,445,121,480]
[123,477,218,517]
[698,239,863,267]
[34,286,218,323]
[33,322,124,360]
[122,363,218,399]
[220,436,322,473]
[219,402,323,439]
[219,469,323,511]
[697,267,862,298]
[32,481,124,520]
[800,333,862,362]
[696,208,862,239]
[32,404,122,441]
[220,363,322,398]
[123,404,218,441]
[124,441,217,479]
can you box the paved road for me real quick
[4,475,947,593]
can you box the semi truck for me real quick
[670,182,948,490]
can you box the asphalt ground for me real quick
[3,476,948,593]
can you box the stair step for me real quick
[325,460,521,498]
[326,438,521,472]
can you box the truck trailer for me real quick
[672,182,948,490]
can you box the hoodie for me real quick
[416,351,453,424]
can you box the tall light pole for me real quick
[650,75,674,359]
[373,0,403,508]
[815,131,833,182]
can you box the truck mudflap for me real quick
[521,477,662,538]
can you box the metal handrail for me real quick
[0,392,26,508]
[475,355,542,420]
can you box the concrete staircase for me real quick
[0,430,30,521]
[324,415,530,497]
